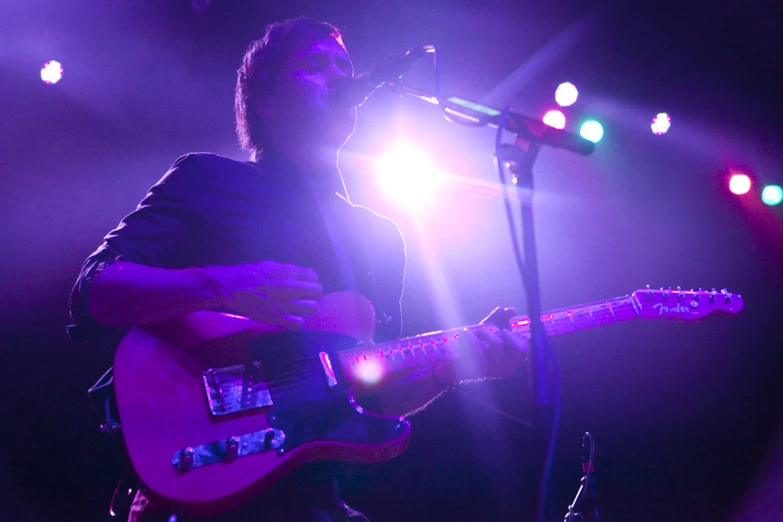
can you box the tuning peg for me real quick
[724,294,732,303]
[646,284,651,289]
[666,286,672,290]
[696,287,703,292]
[676,286,682,291]
[720,288,728,294]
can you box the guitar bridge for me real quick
[203,362,273,416]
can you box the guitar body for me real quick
[113,291,411,517]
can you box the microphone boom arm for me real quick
[385,80,595,156]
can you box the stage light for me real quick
[651,113,671,135]
[40,60,63,84]
[761,185,783,206]
[376,142,445,207]
[729,174,751,195]
[543,110,566,130]
[580,120,604,143]
[555,82,578,107]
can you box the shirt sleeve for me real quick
[69,154,208,331]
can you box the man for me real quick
[70,17,526,521]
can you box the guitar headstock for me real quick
[632,286,744,320]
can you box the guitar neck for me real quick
[337,294,641,385]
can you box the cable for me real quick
[494,106,528,287]
[538,342,561,522]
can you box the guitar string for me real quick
[204,304,641,399]
[204,301,639,389]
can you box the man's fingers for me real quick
[278,313,306,330]
[267,280,324,300]
[279,263,319,281]
[251,261,320,281]
[279,299,319,317]
[499,330,526,351]
[252,311,305,330]
[474,328,504,349]
[293,266,320,281]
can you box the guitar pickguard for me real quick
[173,329,408,472]
[247,330,408,454]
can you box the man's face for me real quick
[263,36,357,151]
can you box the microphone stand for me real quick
[498,140,559,522]
[385,80,594,522]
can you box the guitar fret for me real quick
[401,345,417,368]
[390,347,406,371]
[422,343,439,363]
[338,293,655,384]
[411,344,428,366]
[586,307,596,327]
[570,309,594,330]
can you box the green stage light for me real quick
[580,120,604,143]
[761,185,783,206]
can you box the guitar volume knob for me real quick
[226,436,240,460]
[178,447,194,472]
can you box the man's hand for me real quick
[435,307,527,386]
[201,261,323,329]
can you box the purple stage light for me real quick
[729,173,751,195]
[40,60,63,84]
[376,141,445,207]
[555,82,578,107]
[543,110,566,130]
[651,113,671,135]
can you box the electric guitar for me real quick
[113,287,743,516]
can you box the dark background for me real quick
[1,1,782,520]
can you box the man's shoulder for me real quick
[152,152,265,196]
[165,152,255,178]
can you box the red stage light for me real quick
[543,110,566,130]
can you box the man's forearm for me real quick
[86,261,227,328]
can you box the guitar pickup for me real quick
[203,362,273,416]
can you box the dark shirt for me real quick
[69,152,406,520]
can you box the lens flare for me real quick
[353,357,385,386]
[376,142,445,208]
[729,174,751,195]
[542,110,566,129]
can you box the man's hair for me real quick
[235,17,345,155]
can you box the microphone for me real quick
[336,45,435,107]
